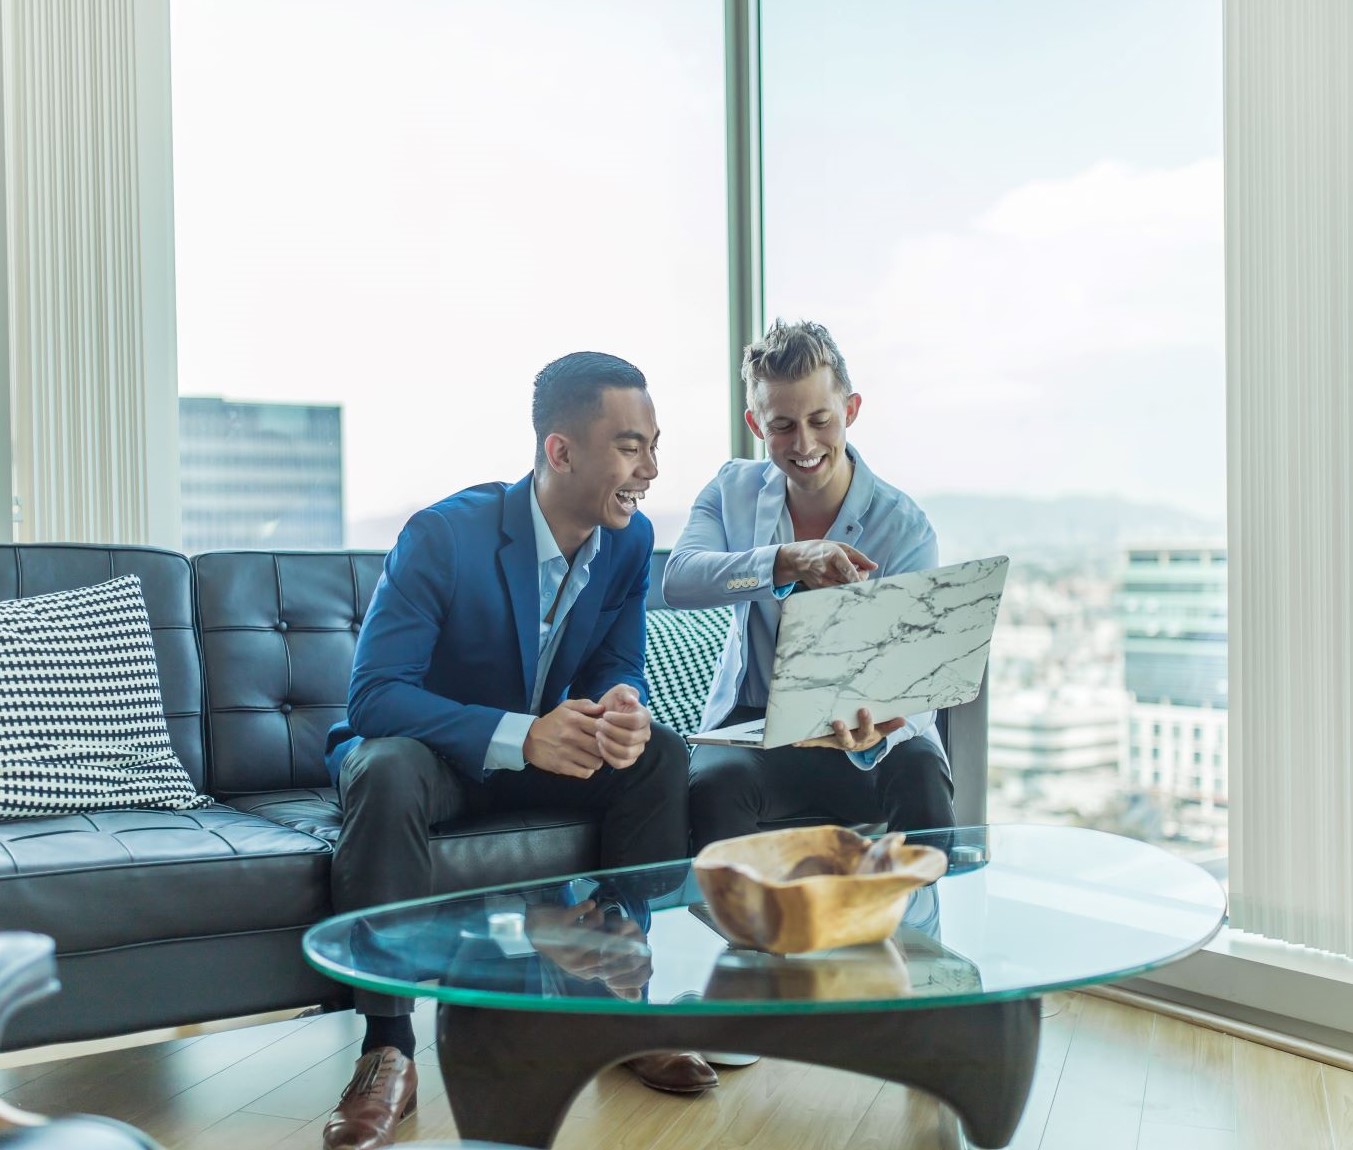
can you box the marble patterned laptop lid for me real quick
[762,554,1009,748]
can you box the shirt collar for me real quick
[837,444,877,523]
[529,479,601,569]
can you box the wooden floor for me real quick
[2,992,1351,1149]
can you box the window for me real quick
[763,1,1223,862]
[171,0,728,552]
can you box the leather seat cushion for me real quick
[0,807,331,952]
[227,789,602,892]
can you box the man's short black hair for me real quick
[532,351,648,468]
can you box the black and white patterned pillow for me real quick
[0,575,210,819]
[644,606,733,736]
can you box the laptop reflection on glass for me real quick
[686,555,1009,750]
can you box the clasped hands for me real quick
[523,683,650,778]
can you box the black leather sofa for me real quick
[0,543,988,1053]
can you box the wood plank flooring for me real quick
[2,993,1349,1148]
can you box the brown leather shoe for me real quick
[323,1046,418,1150]
[624,1051,719,1094]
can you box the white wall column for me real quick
[0,0,179,547]
[1227,0,1353,953]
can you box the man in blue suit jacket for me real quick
[663,320,956,852]
[321,353,703,1150]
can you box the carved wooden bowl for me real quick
[693,826,947,955]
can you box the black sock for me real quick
[362,1014,416,1060]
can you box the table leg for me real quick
[435,1002,653,1149]
[437,997,1040,1150]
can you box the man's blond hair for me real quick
[741,318,853,411]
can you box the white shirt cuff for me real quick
[485,711,534,772]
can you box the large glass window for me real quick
[761,0,1226,870]
[171,0,728,552]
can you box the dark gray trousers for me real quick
[688,706,955,853]
[332,725,690,1016]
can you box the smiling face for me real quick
[746,364,860,509]
[542,386,660,551]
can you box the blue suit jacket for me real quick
[327,474,653,782]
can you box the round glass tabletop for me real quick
[303,824,1226,1016]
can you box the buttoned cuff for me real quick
[722,545,784,595]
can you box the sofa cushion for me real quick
[227,789,600,892]
[0,806,332,952]
[0,576,209,819]
[0,545,206,790]
[644,606,731,735]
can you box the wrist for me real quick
[851,739,887,768]
[523,719,542,763]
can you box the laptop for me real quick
[687,555,1009,750]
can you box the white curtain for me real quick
[1227,0,1353,953]
[1,0,179,547]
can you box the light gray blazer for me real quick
[662,448,946,766]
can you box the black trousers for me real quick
[332,724,690,1017]
[688,706,956,853]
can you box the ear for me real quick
[744,408,766,441]
[844,393,861,427]
[544,432,572,473]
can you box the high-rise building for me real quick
[990,692,1123,775]
[987,687,1124,825]
[1118,544,1228,839]
[179,397,343,553]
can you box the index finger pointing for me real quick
[840,543,878,569]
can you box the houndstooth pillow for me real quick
[0,575,211,818]
[644,606,732,737]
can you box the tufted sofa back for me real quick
[0,544,207,790]
[192,551,384,796]
[0,544,985,822]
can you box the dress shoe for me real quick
[323,1046,418,1150]
[623,1051,719,1094]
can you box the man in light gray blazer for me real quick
[663,319,955,850]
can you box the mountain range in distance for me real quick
[917,492,1225,568]
[350,492,1225,568]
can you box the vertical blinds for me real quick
[2,0,177,545]
[1227,0,1353,954]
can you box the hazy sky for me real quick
[170,0,1224,545]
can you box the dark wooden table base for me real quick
[436,997,1041,1149]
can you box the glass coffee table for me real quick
[304,825,1226,1149]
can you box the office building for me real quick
[179,397,344,553]
[1118,544,1228,837]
